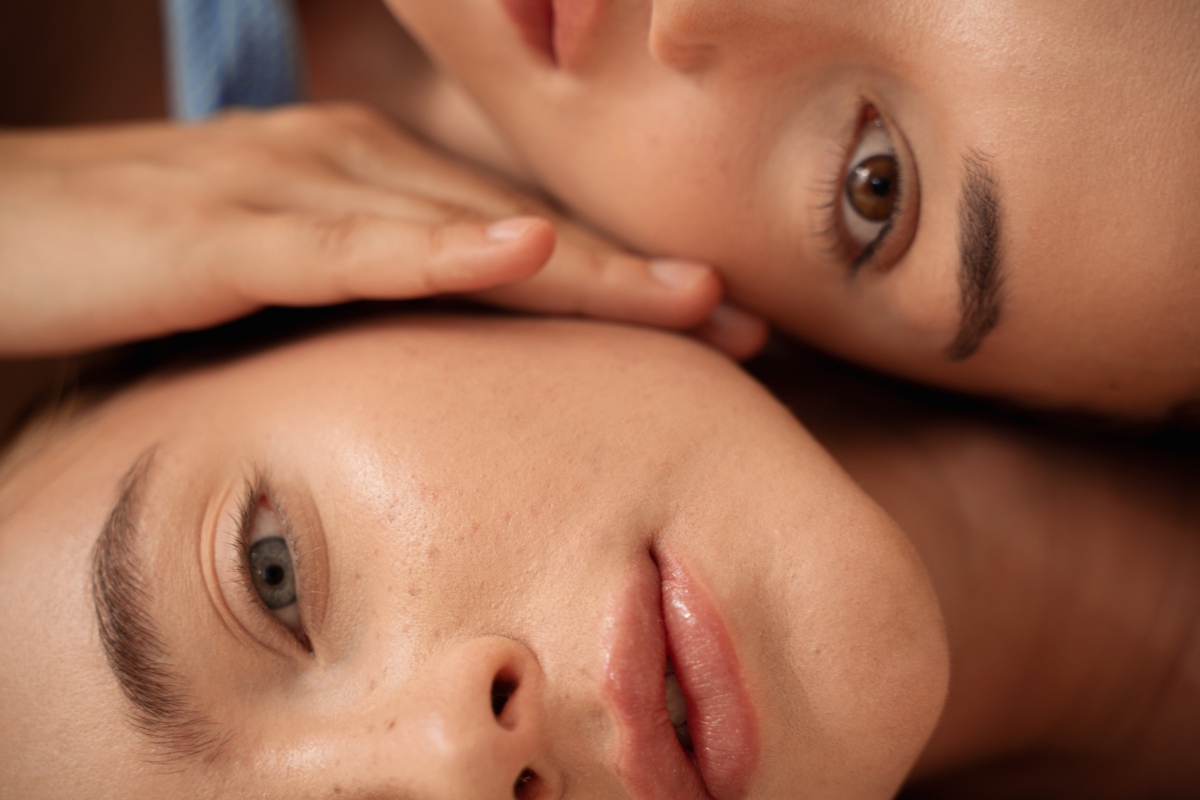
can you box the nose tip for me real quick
[414,636,557,799]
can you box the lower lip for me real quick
[603,555,760,800]
[497,0,609,68]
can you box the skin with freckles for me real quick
[2,318,1198,798]
[377,0,1200,418]
[0,318,948,800]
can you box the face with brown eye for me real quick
[388,0,1200,417]
[0,318,948,800]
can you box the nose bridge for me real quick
[368,636,556,799]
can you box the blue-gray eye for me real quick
[249,536,296,610]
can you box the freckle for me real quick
[369,680,377,692]
[387,718,396,732]
[333,786,343,795]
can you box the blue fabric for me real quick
[161,0,304,120]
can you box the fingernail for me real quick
[706,301,760,332]
[694,302,770,360]
[650,259,710,289]
[487,216,542,242]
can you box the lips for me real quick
[497,0,611,68]
[603,554,760,800]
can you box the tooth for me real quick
[665,660,694,752]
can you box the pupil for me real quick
[264,564,285,586]
[846,154,898,223]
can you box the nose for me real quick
[399,636,556,800]
[647,0,724,73]
[331,636,558,800]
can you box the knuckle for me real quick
[260,104,351,141]
[303,102,390,139]
[327,102,389,131]
[311,213,365,258]
[573,247,612,280]
[424,222,452,258]
[215,139,284,171]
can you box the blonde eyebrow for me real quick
[92,449,229,765]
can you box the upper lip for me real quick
[602,552,760,800]
[498,0,611,69]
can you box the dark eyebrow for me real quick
[946,151,1005,360]
[92,450,227,764]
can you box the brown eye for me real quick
[846,155,898,222]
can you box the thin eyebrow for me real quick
[946,151,1005,360]
[92,449,228,765]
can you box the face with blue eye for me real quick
[0,318,948,799]
[389,0,1200,416]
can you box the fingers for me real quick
[689,302,771,361]
[210,213,556,309]
[470,250,724,331]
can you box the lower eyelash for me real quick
[230,472,314,653]
[813,134,857,266]
[812,101,904,277]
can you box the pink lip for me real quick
[497,0,610,68]
[603,554,760,800]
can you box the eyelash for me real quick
[231,476,313,653]
[816,103,905,275]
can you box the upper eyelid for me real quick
[843,105,914,276]
[229,472,313,649]
[847,120,900,274]
[812,100,903,274]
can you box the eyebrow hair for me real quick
[946,151,1005,361]
[92,450,227,765]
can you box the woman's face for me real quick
[388,0,1200,416]
[0,319,947,799]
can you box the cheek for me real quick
[534,89,769,260]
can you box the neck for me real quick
[751,275,1200,796]
[888,429,1200,793]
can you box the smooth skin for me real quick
[6,0,1195,412]
[0,0,766,360]
[378,0,1200,418]
[0,318,948,799]
[2,318,1198,798]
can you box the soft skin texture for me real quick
[381,0,1200,417]
[756,347,1200,798]
[0,319,947,799]
[0,0,767,362]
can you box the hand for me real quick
[0,103,765,358]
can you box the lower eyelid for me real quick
[837,105,920,274]
[211,480,314,656]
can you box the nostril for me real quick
[513,768,539,799]
[491,675,517,719]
